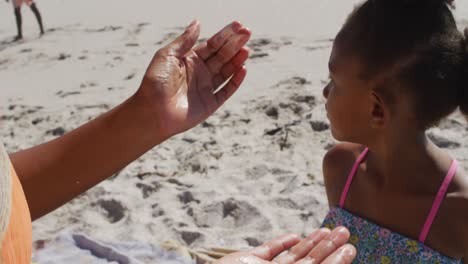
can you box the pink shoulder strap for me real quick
[419,159,458,243]
[339,147,369,208]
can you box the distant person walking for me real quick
[5,0,44,41]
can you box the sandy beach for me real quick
[1,0,468,263]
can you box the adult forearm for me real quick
[10,92,162,220]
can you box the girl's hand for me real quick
[137,20,251,140]
[214,227,356,264]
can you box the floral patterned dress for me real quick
[321,207,461,263]
[321,147,462,264]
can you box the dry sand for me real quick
[0,0,467,263]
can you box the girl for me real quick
[320,0,468,263]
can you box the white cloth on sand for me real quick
[32,232,196,264]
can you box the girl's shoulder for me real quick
[322,142,365,176]
[448,172,468,254]
[322,143,365,205]
[432,165,468,257]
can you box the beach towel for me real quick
[32,232,236,264]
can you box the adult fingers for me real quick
[213,66,247,109]
[206,27,251,75]
[161,20,200,58]
[321,244,356,264]
[194,21,243,60]
[249,233,301,261]
[272,229,331,264]
[295,227,350,264]
[212,47,249,89]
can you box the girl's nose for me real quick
[323,84,330,99]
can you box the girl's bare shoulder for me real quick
[452,169,468,252]
[322,143,365,205]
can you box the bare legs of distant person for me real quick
[13,2,44,41]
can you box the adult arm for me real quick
[10,20,251,220]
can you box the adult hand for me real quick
[137,20,251,140]
[214,227,356,264]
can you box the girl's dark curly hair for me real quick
[337,0,467,128]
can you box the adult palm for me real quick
[138,20,251,139]
[215,227,356,264]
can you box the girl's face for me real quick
[323,39,376,143]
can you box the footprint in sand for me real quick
[0,58,10,66]
[45,127,66,137]
[428,132,461,149]
[167,178,194,188]
[304,39,333,51]
[437,118,465,130]
[269,197,301,210]
[178,191,201,204]
[57,53,71,61]
[273,76,311,89]
[125,43,139,47]
[46,27,64,33]
[76,104,110,111]
[245,237,262,247]
[151,203,165,218]
[130,22,150,35]
[250,53,269,59]
[80,81,98,89]
[265,106,279,119]
[95,199,127,223]
[31,117,42,125]
[310,120,329,132]
[248,37,293,60]
[56,90,81,98]
[324,143,336,151]
[192,198,272,231]
[245,165,270,180]
[305,45,330,51]
[179,230,203,246]
[124,73,136,80]
[135,181,161,199]
[290,94,316,107]
[85,25,123,33]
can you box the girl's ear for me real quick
[369,92,387,128]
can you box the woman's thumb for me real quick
[166,20,200,58]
